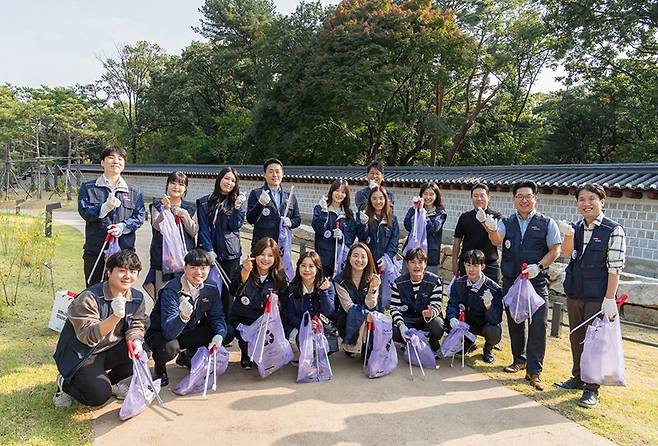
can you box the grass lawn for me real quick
[0,215,92,446]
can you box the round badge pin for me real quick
[504,240,511,249]
[324,230,332,238]
[262,208,270,216]
[241,296,250,305]
[572,250,578,259]
[400,305,408,312]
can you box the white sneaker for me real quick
[111,380,130,400]
[53,374,72,408]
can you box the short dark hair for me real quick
[263,158,283,172]
[512,180,538,195]
[576,183,606,201]
[100,146,128,162]
[184,248,212,267]
[470,183,489,196]
[461,249,486,265]
[166,171,189,194]
[366,160,384,174]
[404,247,427,264]
[106,250,142,272]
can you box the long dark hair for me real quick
[341,242,376,289]
[290,251,324,297]
[366,186,393,228]
[419,182,444,209]
[249,237,287,292]
[325,179,353,220]
[208,167,240,215]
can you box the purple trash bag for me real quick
[581,316,626,386]
[104,235,121,258]
[334,238,349,276]
[237,293,294,378]
[297,312,333,383]
[119,354,162,421]
[402,207,428,257]
[160,209,187,274]
[403,328,436,369]
[173,346,230,395]
[366,311,398,379]
[205,263,225,299]
[440,321,477,359]
[502,275,545,324]
[278,221,295,281]
[379,254,402,308]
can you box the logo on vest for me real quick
[400,305,408,312]
[241,296,250,305]
[592,237,602,243]
[324,230,332,238]
[504,240,511,249]
[262,208,270,217]
[531,225,540,231]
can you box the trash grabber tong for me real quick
[362,316,373,369]
[251,293,273,363]
[410,337,426,378]
[203,346,218,399]
[569,294,629,334]
[459,304,466,369]
[87,232,114,284]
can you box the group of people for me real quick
[53,146,626,412]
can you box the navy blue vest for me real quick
[501,212,550,289]
[53,283,144,381]
[332,274,370,312]
[394,272,440,323]
[563,217,618,301]
[149,200,197,269]
[229,274,279,323]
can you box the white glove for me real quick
[359,211,369,224]
[208,251,217,264]
[484,215,497,232]
[333,228,343,239]
[558,220,575,237]
[235,192,246,209]
[288,328,299,343]
[100,194,121,216]
[111,295,126,318]
[179,295,194,321]
[476,207,486,222]
[319,195,328,212]
[601,298,618,321]
[482,289,494,310]
[522,264,542,279]
[107,222,126,237]
[399,323,410,339]
[132,339,144,357]
[450,317,460,330]
[281,217,292,227]
[368,179,378,189]
[258,190,271,206]
[209,334,223,350]
[412,196,421,206]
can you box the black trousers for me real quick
[393,318,445,351]
[83,252,106,287]
[567,296,601,391]
[469,323,503,351]
[218,258,240,317]
[63,341,132,407]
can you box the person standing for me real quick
[489,180,561,390]
[452,183,502,282]
[555,183,626,408]
[78,146,145,286]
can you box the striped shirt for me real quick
[580,213,626,275]
[390,278,442,327]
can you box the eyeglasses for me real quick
[514,194,535,201]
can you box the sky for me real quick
[0,0,563,92]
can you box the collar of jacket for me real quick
[95,175,129,193]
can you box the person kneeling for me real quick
[53,250,148,408]
[390,248,445,355]
[146,248,229,386]
[446,249,503,363]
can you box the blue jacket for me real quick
[311,205,358,276]
[149,200,197,269]
[77,178,145,255]
[357,215,400,262]
[446,276,503,329]
[285,282,335,331]
[147,276,227,341]
[403,206,447,266]
[228,267,288,325]
[246,183,301,250]
[197,195,246,261]
[355,186,395,212]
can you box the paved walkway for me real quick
[48,209,615,446]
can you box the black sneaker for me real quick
[578,390,599,409]
[241,359,253,370]
[554,376,585,390]
[154,368,169,387]
[482,350,495,364]
[175,351,192,369]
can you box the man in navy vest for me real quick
[489,180,561,390]
[146,248,230,387]
[555,183,626,408]
[78,146,145,286]
[246,158,301,251]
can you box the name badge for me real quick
[241,296,250,305]
[262,208,270,217]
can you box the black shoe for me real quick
[241,359,253,370]
[482,350,495,364]
[578,390,599,408]
[175,351,192,369]
[154,370,169,387]
[503,362,526,373]
[554,377,585,390]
